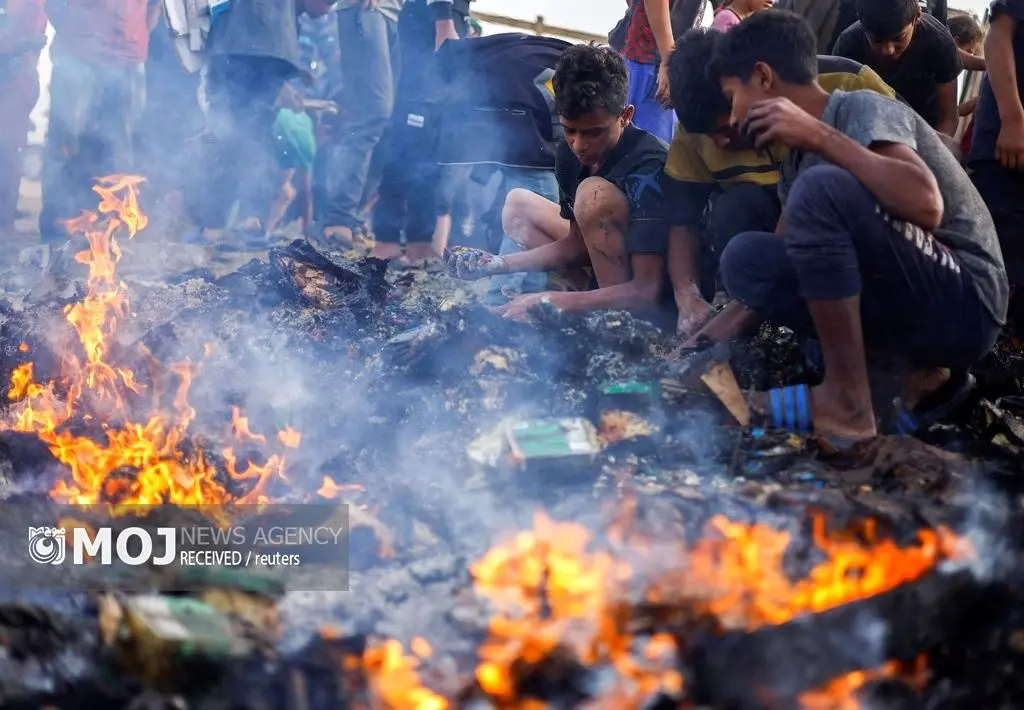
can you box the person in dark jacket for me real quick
[368,0,472,261]
[434,32,571,303]
[189,0,327,240]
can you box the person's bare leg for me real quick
[804,296,878,440]
[264,169,297,235]
[573,177,631,287]
[432,215,451,256]
[748,297,878,441]
[501,188,572,250]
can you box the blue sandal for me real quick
[887,370,975,436]
[768,384,813,435]
[763,384,874,452]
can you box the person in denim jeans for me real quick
[434,33,570,301]
[0,0,46,233]
[40,0,150,243]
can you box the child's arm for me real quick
[646,0,676,106]
[958,47,987,72]
[958,96,979,117]
[935,80,961,136]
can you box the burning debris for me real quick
[0,179,1020,708]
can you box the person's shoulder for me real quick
[917,11,957,43]
[991,0,1024,22]
[832,88,903,111]
[816,54,866,76]
[834,19,866,41]
[831,89,919,129]
[627,125,670,160]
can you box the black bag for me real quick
[608,3,634,52]
[609,0,707,56]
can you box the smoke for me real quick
[938,475,1015,583]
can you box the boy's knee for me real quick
[787,165,865,213]
[707,183,778,252]
[501,188,545,246]
[720,231,773,306]
[785,165,873,237]
[573,177,628,229]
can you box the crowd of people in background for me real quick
[1,0,1023,442]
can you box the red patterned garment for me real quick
[622,0,707,65]
[622,0,659,65]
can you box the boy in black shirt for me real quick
[832,0,962,135]
[442,44,672,323]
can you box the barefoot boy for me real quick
[690,11,1006,443]
[443,44,673,325]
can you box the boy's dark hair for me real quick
[947,13,983,49]
[854,0,920,39]
[669,29,731,134]
[711,10,818,85]
[553,44,629,120]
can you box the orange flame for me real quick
[799,655,928,709]
[3,176,300,507]
[362,639,450,709]
[463,512,963,707]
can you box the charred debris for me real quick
[0,236,1021,709]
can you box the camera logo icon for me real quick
[27,527,66,565]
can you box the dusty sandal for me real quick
[886,370,975,436]
[762,384,867,452]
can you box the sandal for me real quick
[886,370,975,436]
[762,383,869,451]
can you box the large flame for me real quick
[462,511,959,707]
[5,176,296,506]
[798,656,929,709]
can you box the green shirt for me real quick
[273,109,317,172]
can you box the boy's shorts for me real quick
[273,109,317,172]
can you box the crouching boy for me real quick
[689,11,1007,444]
[442,44,674,325]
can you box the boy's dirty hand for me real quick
[742,98,825,151]
[494,292,556,321]
[442,247,506,280]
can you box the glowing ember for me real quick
[3,176,300,507]
[799,656,928,709]
[362,638,449,709]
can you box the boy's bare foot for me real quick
[751,383,877,443]
[372,242,403,259]
[323,225,355,248]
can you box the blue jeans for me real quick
[322,8,400,229]
[720,165,999,370]
[40,50,145,242]
[625,59,674,144]
[483,167,559,307]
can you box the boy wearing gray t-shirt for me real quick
[681,10,1007,446]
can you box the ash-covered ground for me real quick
[0,235,1021,708]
